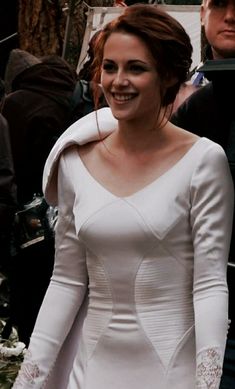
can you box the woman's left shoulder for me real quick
[196,137,226,159]
[192,137,231,181]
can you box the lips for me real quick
[220,29,235,34]
[111,93,137,101]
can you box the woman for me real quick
[13,5,233,389]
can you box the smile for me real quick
[112,93,137,101]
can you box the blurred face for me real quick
[100,32,161,123]
[201,0,235,59]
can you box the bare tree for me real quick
[18,0,66,57]
[18,0,114,68]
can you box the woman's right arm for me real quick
[12,152,88,388]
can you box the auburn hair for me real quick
[92,4,192,108]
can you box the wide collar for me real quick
[43,107,116,205]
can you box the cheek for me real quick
[203,13,217,32]
[145,78,161,98]
[100,72,105,89]
[100,74,112,103]
[100,72,112,92]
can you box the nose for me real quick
[113,70,129,87]
[224,2,235,22]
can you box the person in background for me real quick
[76,30,108,117]
[172,80,200,114]
[0,78,17,274]
[13,5,233,389]
[171,1,235,388]
[1,50,78,346]
[0,78,17,320]
[2,49,78,206]
[1,47,107,346]
[78,30,102,82]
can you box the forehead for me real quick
[206,0,235,6]
[103,32,154,61]
[104,32,144,50]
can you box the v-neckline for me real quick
[77,137,204,199]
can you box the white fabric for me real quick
[13,108,234,389]
[42,108,116,206]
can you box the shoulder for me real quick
[191,137,231,187]
[194,137,227,163]
[43,107,116,205]
[181,82,213,107]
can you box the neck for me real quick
[109,113,170,154]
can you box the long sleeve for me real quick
[12,152,88,388]
[190,143,234,389]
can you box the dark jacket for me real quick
[171,76,235,338]
[0,57,79,344]
[171,79,235,253]
[2,58,78,205]
[171,82,231,149]
[0,114,17,268]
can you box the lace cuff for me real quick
[12,350,40,388]
[196,347,223,389]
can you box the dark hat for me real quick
[4,49,42,93]
[198,58,235,80]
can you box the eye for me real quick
[211,0,227,7]
[129,64,147,74]
[102,62,117,73]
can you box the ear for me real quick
[200,3,205,27]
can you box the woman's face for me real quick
[101,32,161,122]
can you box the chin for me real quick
[222,50,235,58]
[216,42,235,58]
[110,108,134,121]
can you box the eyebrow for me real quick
[103,59,150,65]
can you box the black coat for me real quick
[0,114,17,268]
[1,58,78,344]
[2,59,78,205]
[171,80,235,257]
[171,79,235,338]
[171,82,231,149]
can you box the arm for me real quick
[190,143,234,389]
[12,151,88,388]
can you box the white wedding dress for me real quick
[13,108,234,389]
